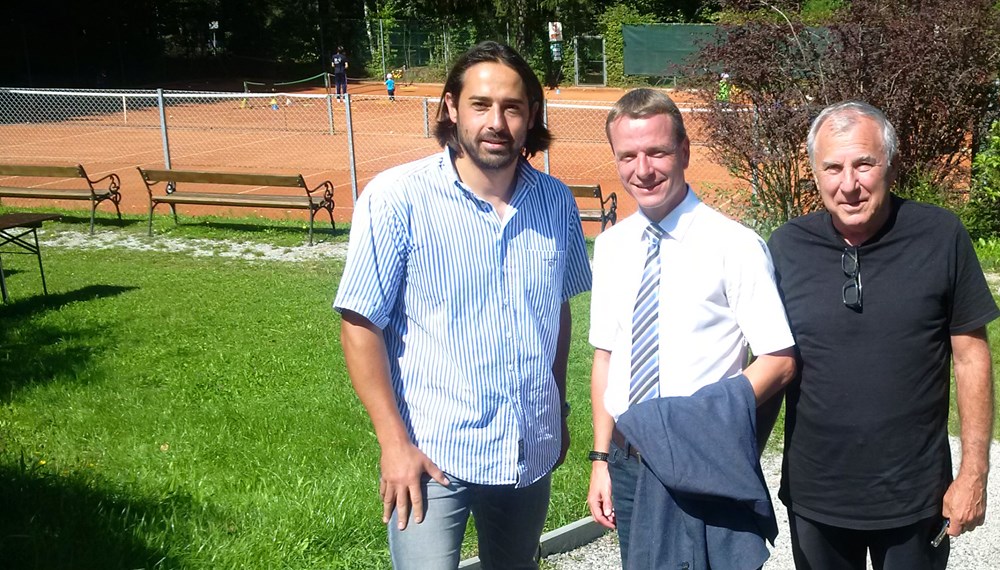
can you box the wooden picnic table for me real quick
[0,213,60,303]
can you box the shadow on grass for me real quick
[0,284,137,320]
[47,214,144,232]
[0,462,193,569]
[158,219,348,243]
[0,285,138,402]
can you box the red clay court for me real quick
[0,81,741,237]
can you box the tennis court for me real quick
[0,84,743,234]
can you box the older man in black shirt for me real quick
[768,101,998,570]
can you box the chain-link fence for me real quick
[0,86,740,228]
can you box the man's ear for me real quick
[886,155,900,187]
[679,136,691,170]
[445,92,459,124]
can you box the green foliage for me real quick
[973,237,1000,272]
[800,0,845,24]
[964,121,1000,240]
[692,0,1000,229]
[597,3,659,87]
[894,168,960,211]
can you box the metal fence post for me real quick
[325,72,335,135]
[345,94,359,204]
[543,100,550,174]
[602,37,608,87]
[156,88,172,169]
[423,97,430,138]
[379,19,387,83]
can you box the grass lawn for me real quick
[1,208,998,568]
[0,209,597,568]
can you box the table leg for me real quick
[0,253,8,303]
[32,228,48,295]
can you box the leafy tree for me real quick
[691,0,1000,227]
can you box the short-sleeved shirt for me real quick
[331,53,348,74]
[768,196,1000,529]
[590,188,794,420]
[334,148,592,487]
[386,78,395,91]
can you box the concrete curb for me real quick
[458,516,608,569]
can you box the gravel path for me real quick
[41,229,349,262]
[544,437,1000,569]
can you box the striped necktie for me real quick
[630,223,666,406]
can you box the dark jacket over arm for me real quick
[616,375,777,570]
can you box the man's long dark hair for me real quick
[433,41,551,158]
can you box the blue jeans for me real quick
[608,439,640,568]
[387,473,551,570]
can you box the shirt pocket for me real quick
[513,249,566,316]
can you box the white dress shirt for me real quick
[590,188,794,420]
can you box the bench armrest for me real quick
[306,179,335,202]
[601,192,618,226]
[86,172,121,196]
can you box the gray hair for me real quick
[605,88,687,146]
[806,101,899,168]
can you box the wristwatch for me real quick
[588,451,610,462]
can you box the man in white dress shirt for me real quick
[585,88,797,567]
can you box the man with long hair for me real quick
[335,41,591,569]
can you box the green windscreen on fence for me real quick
[623,24,717,77]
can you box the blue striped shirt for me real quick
[334,148,592,486]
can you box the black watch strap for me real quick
[588,450,610,462]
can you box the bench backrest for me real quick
[139,168,305,189]
[0,164,87,179]
[569,184,603,201]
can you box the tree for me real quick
[691,0,1000,227]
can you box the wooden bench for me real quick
[570,184,618,232]
[136,168,335,245]
[0,164,122,234]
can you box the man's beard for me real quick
[457,129,522,170]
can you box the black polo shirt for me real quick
[768,195,999,529]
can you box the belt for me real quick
[611,424,641,460]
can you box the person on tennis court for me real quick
[586,88,797,568]
[331,46,349,101]
[334,41,591,570]
[385,72,396,101]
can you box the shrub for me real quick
[964,121,1000,240]
[690,0,1000,227]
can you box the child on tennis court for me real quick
[385,73,395,101]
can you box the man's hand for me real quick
[942,472,988,536]
[379,441,450,531]
[587,461,616,529]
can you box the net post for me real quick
[326,89,336,135]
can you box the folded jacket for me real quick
[616,375,778,570]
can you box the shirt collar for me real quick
[438,146,538,206]
[646,185,699,242]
